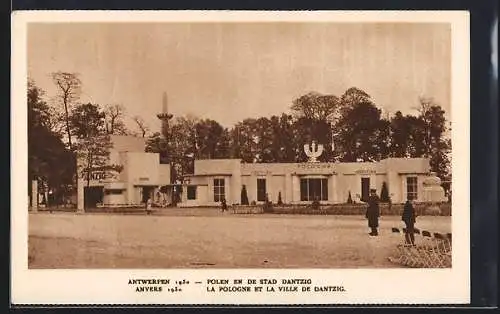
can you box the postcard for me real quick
[12,10,470,305]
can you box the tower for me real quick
[157,91,173,138]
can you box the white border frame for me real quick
[11,10,470,305]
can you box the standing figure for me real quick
[402,199,416,245]
[156,191,161,204]
[263,193,273,213]
[221,198,228,212]
[366,189,380,236]
[146,197,153,215]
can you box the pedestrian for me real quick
[221,198,227,212]
[146,197,153,215]
[366,189,380,236]
[402,199,416,245]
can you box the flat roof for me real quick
[185,173,233,177]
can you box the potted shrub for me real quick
[380,182,390,203]
[241,185,249,205]
[347,191,353,204]
[277,191,283,206]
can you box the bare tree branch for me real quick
[51,72,82,150]
[132,115,150,137]
[103,104,128,135]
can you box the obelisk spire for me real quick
[157,91,173,138]
[162,91,168,114]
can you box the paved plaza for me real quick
[28,208,451,269]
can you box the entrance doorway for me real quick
[361,178,370,202]
[257,178,266,201]
[141,186,155,203]
[84,186,104,208]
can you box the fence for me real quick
[388,227,452,268]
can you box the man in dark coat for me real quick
[221,198,228,212]
[402,199,416,245]
[366,189,380,236]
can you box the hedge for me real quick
[267,202,452,216]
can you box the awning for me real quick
[103,182,126,190]
[133,182,164,186]
[298,174,331,179]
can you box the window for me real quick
[187,186,197,200]
[214,179,225,202]
[300,178,328,201]
[257,178,266,201]
[407,177,418,200]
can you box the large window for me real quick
[187,186,197,200]
[406,177,418,200]
[214,179,225,202]
[257,178,267,201]
[300,178,328,201]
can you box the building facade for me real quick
[179,157,435,207]
[76,135,171,209]
[76,136,445,209]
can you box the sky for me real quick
[28,22,451,133]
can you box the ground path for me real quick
[28,209,451,269]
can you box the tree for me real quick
[391,98,451,179]
[291,91,339,122]
[336,101,390,162]
[28,79,51,128]
[69,102,124,206]
[429,137,451,181]
[380,182,390,202]
[28,79,75,205]
[69,103,106,139]
[290,92,341,162]
[392,113,427,157]
[195,119,230,159]
[389,111,409,157]
[104,104,128,135]
[339,87,373,114]
[76,134,123,189]
[274,114,296,162]
[146,132,170,164]
[416,99,450,179]
[293,117,334,162]
[241,185,249,205]
[170,116,199,181]
[146,116,204,184]
[249,117,275,163]
[230,118,259,163]
[51,72,82,150]
[132,115,150,138]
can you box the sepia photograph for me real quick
[12,11,470,304]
